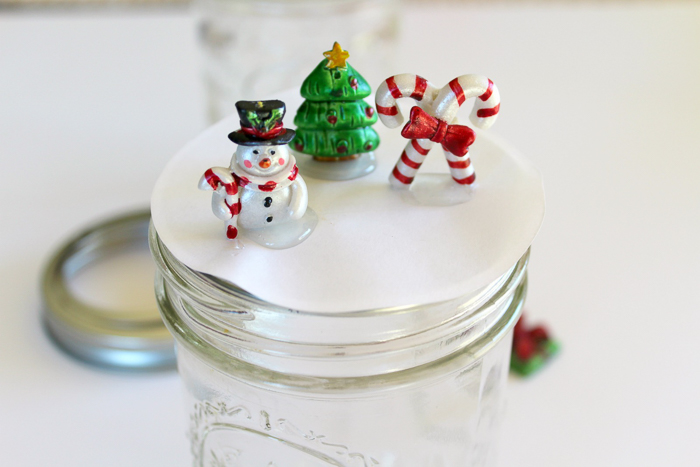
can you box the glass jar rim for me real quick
[151,225,528,379]
[150,223,527,319]
[156,259,527,390]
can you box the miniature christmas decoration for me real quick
[198,100,311,248]
[376,74,501,187]
[292,42,380,163]
[510,314,560,376]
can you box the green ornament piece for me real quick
[293,43,379,160]
[510,340,560,377]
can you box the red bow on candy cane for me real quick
[400,106,476,157]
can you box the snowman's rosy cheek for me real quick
[244,160,253,169]
[278,158,285,166]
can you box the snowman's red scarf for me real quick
[200,155,298,240]
[229,154,299,193]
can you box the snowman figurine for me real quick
[199,100,309,245]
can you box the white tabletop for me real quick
[1,4,698,466]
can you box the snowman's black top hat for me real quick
[228,100,296,146]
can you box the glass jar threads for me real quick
[150,227,528,467]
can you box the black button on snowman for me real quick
[199,100,309,246]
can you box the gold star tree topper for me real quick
[323,42,350,69]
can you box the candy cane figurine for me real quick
[376,74,500,187]
[375,74,440,187]
[199,167,242,241]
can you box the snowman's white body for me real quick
[202,142,309,239]
[234,143,307,230]
[216,177,307,230]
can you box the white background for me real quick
[1,3,699,466]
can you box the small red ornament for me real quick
[327,115,338,125]
[514,338,536,361]
[529,326,549,343]
[365,106,375,118]
[510,314,559,376]
[337,144,348,153]
[349,77,358,90]
[295,141,304,152]
[365,142,373,150]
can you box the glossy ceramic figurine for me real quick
[292,42,379,162]
[199,100,309,244]
[375,74,501,187]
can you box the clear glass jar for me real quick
[195,0,401,122]
[150,227,529,467]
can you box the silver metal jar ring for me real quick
[41,210,175,371]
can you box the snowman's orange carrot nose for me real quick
[259,158,271,169]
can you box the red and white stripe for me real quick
[445,148,475,185]
[198,166,242,239]
[375,74,440,187]
[432,74,500,130]
[375,74,440,129]
[432,75,499,185]
[390,138,433,186]
[377,73,500,187]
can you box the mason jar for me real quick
[150,226,529,467]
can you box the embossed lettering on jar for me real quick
[150,228,529,467]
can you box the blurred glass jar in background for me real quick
[195,0,401,122]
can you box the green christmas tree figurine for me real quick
[292,42,380,161]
